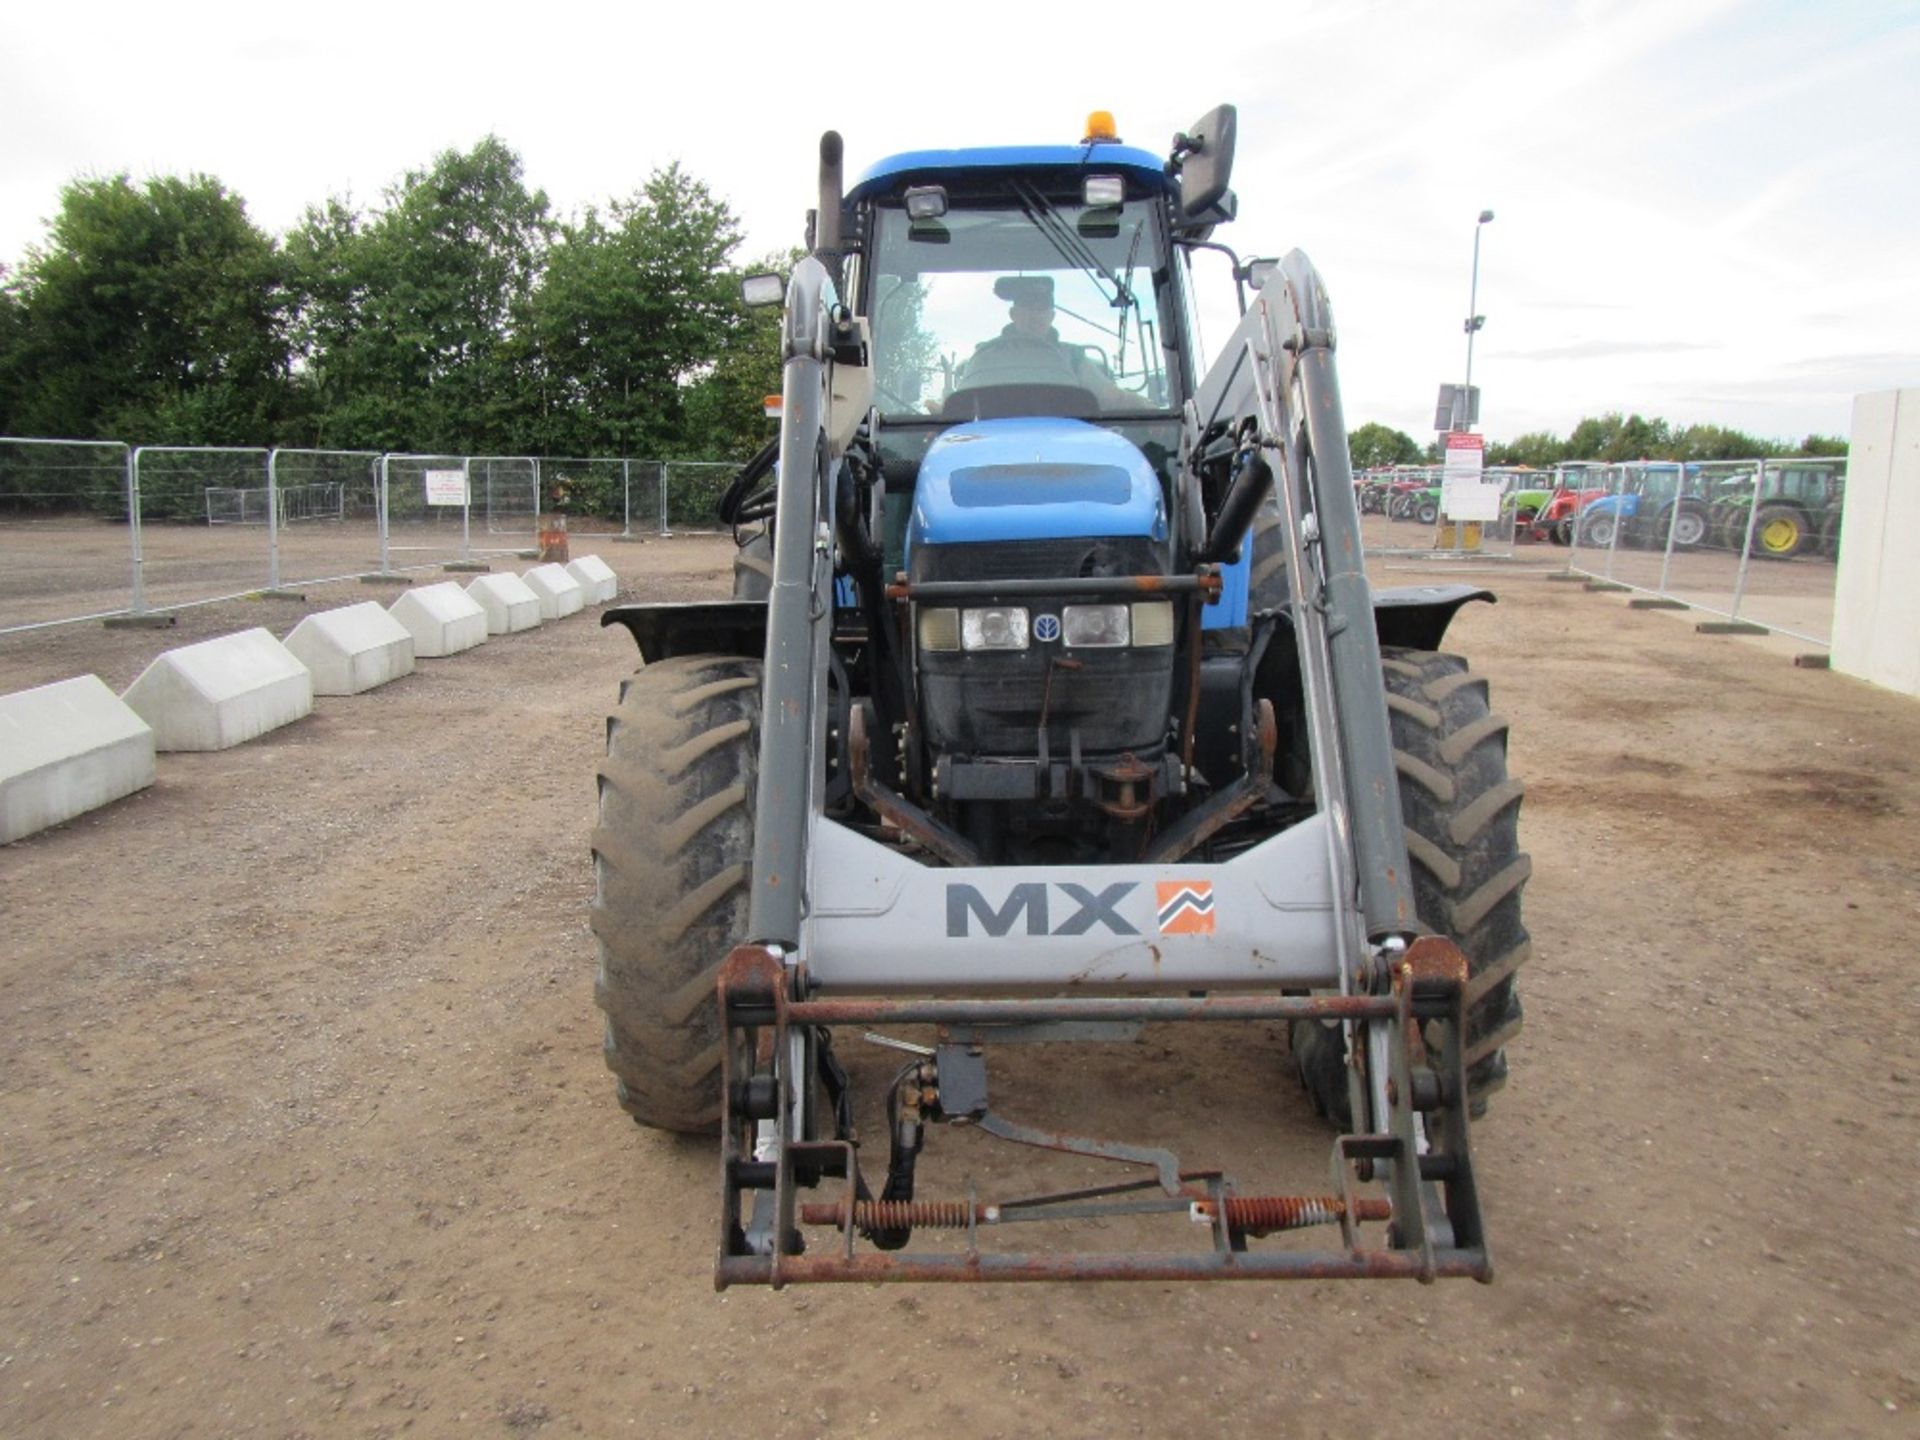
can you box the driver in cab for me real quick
[954,276,1126,406]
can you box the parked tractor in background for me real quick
[1505,462,1608,544]
[592,107,1529,1286]
[1705,461,1846,559]
[1575,462,1709,550]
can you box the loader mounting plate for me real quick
[713,943,1491,1287]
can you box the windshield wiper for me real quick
[1012,180,1132,311]
[1114,218,1146,368]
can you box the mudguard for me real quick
[1372,584,1494,652]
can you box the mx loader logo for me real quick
[1155,880,1216,935]
[945,882,1139,938]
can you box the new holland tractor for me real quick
[593,107,1530,1286]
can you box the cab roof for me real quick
[848,144,1173,201]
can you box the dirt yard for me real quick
[1,538,1915,1438]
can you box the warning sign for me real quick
[424,469,469,506]
[1440,434,1500,521]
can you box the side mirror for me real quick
[1239,257,1279,293]
[1172,104,1237,220]
[741,273,787,308]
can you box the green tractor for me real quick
[1708,462,1846,560]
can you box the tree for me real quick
[1348,421,1424,469]
[287,136,551,453]
[1488,431,1566,468]
[0,174,289,445]
[529,164,751,462]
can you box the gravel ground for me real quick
[1,536,1915,1438]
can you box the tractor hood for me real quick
[907,418,1167,553]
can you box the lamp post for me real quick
[1460,208,1495,429]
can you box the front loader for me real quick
[593,107,1530,1286]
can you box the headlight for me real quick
[918,607,961,652]
[961,607,1030,651]
[1130,601,1174,646]
[1061,604,1129,648]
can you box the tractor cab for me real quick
[773,113,1252,861]
[838,115,1233,569]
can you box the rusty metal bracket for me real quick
[714,968,1492,1288]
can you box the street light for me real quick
[1461,209,1495,428]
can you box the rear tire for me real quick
[591,654,761,1133]
[1293,649,1530,1123]
[1669,507,1707,548]
[1248,490,1288,613]
[1753,504,1806,560]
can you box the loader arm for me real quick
[711,233,1491,1287]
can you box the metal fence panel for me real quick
[0,439,134,630]
[130,446,272,614]
[263,450,383,593]
[377,454,535,574]
[479,456,538,538]
[1562,457,1846,647]
[1356,465,1516,559]
[662,461,735,533]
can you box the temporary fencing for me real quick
[0,439,747,632]
[1355,464,1527,559]
[1559,458,1847,647]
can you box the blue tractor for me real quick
[595,109,1530,1286]
[1574,462,1711,550]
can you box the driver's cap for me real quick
[994,275,1055,308]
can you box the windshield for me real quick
[866,189,1172,422]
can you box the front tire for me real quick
[591,654,761,1133]
[732,526,774,599]
[1294,649,1531,1123]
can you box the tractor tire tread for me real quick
[592,654,761,1134]
[1293,647,1531,1121]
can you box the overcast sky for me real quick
[4,0,1915,446]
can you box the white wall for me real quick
[1832,388,1920,698]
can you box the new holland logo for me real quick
[1155,881,1216,935]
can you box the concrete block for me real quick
[2,676,156,843]
[522,563,585,620]
[466,573,543,634]
[121,628,312,752]
[284,602,416,695]
[389,582,488,658]
[565,554,619,605]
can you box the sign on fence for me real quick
[424,469,469,506]
[1441,433,1500,521]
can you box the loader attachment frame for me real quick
[719,232,1491,1285]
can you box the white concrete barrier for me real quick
[389,582,489,658]
[284,602,417,695]
[523,563,585,620]
[2,675,156,844]
[466,574,543,634]
[565,554,619,605]
[1834,387,1920,697]
[121,628,313,752]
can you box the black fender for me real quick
[602,600,767,666]
[1371,584,1494,652]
